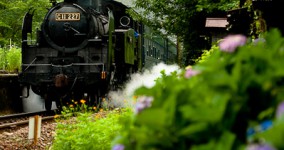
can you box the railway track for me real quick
[0,111,57,129]
[0,111,58,149]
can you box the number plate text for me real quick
[55,13,80,21]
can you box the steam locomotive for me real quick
[19,0,176,111]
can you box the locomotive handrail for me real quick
[22,64,52,67]
[23,57,38,72]
[22,63,105,68]
[22,40,36,42]
[22,63,105,73]
[72,63,104,66]
[88,39,102,42]
[22,63,104,66]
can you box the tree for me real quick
[0,0,51,47]
[130,0,239,65]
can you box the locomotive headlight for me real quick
[120,16,130,27]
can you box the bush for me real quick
[6,47,21,72]
[52,108,132,150]
[0,48,6,70]
[0,47,21,72]
[112,29,284,150]
[194,45,218,63]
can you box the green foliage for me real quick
[195,45,219,63]
[0,47,21,72]
[6,47,21,72]
[0,48,6,69]
[132,0,238,35]
[52,108,132,150]
[253,118,284,149]
[59,99,90,118]
[58,98,114,118]
[113,29,284,149]
[131,0,239,65]
[0,0,51,46]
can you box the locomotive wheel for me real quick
[109,70,118,91]
[55,98,62,112]
[91,89,101,107]
[45,90,51,111]
[109,65,125,91]
[45,88,60,112]
[45,96,52,111]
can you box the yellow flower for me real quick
[100,108,103,112]
[74,101,78,105]
[80,99,86,104]
[95,114,101,119]
[102,98,106,101]
[72,99,74,102]
[69,104,74,108]
[54,115,60,119]
[93,106,97,110]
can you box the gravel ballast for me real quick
[0,120,56,150]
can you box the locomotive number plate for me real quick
[55,13,80,21]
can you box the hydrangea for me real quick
[135,96,153,114]
[276,101,284,119]
[247,120,273,137]
[184,67,200,78]
[246,144,276,150]
[219,34,247,53]
[112,144,125,150]
[253,38,266,44]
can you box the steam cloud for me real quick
[107,63,180,108]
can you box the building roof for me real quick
[205,18,228,28]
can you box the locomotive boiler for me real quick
[19,0,143,111]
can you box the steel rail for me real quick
[0,116,55,129]
[0,111,48,120]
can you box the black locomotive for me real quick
[19,0,146,111]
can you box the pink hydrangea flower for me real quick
[219,34,247,53]
[276,101,284,119]
[135,96,153,114]
[184,67,200,78]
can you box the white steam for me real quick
[107,63,180,108]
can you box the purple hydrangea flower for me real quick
[135,96,153,114]
[184,67,200,78]
[253,38,266,45]
[246,144,276,150]
[112,144,125,150]
[276,101,284,119]
[219,34,247,53]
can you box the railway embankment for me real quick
[0,73,22,115]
